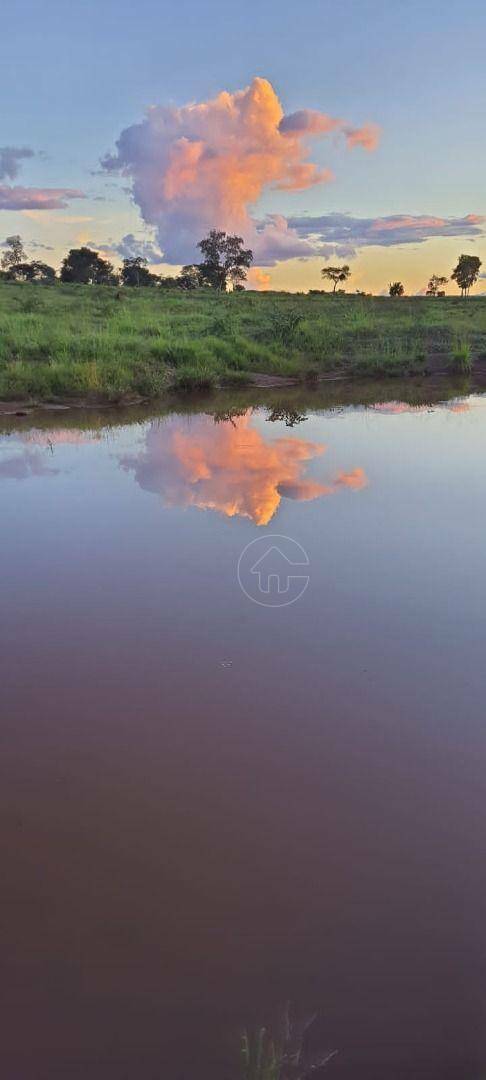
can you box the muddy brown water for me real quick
[2,386,486,1079]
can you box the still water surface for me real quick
[2,391,486,1078]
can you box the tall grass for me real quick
[0,282,485,402]
[450,338,472,374]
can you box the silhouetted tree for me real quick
[60,247,118,285]
[7,260,56,283]
[178,264,204,290]
[1,234,25,270]
[389,281,405,297]
[451,254,482,297]
[197,229,253,291]
[121,256,158,286]
[321,264,351,293]
[158,274,181,289]
[426,274,448,297]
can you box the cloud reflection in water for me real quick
[120,411,367,525]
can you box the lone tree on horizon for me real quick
[197,230,253,291]
[321,264,351,293]
[426,274,448,297]
[389,281,405,297]
[451,254,482,297]
[1,234,25,271]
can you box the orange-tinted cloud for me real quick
[0,185,85,211]
[247,267,271,290]
[120,412,367,525]
[102,78,378,264]
[334,467,368,490]
[286,212,485,261]
[372,215,445,233]
[345,123,381,151]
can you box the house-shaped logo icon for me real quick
[237,534,310,607]
[250,545,308,595]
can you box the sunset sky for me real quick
[2,0,485,293]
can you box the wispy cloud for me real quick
[0,143,85,213]
[29,238,54,251]
[0,146,35,181]
[344,124,380,151]
[279,110,380,151]
[0,450,58,480]
[0,186,85,211]
[102,77,379,264]
[90,232,162,263]
[0,235,54,252]
[262,211,485,263]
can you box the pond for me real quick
[2,386,486,1078]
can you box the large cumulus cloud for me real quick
[102,77,378,264]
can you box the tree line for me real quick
[0,229,253,291]
[321,256,482,298]
[0,232,483,297]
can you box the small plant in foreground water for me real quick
[241,1003,337,1080]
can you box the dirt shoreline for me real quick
[2,359,486,417]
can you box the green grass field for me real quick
[1,281,486,403]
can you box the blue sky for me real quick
[2,0,485,291]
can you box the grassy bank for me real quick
[1,281,486,403]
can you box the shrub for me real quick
[450,339,472,374]
[174,362,218,391]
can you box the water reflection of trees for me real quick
[266,407,308,427]
[213,408,249,427]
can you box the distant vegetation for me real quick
[1,279,486,404]
[0,229,254,293]
[0,229,484,403]
[426,274,448,297]
[0,233,482,299]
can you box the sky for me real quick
[1,0,485,293]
